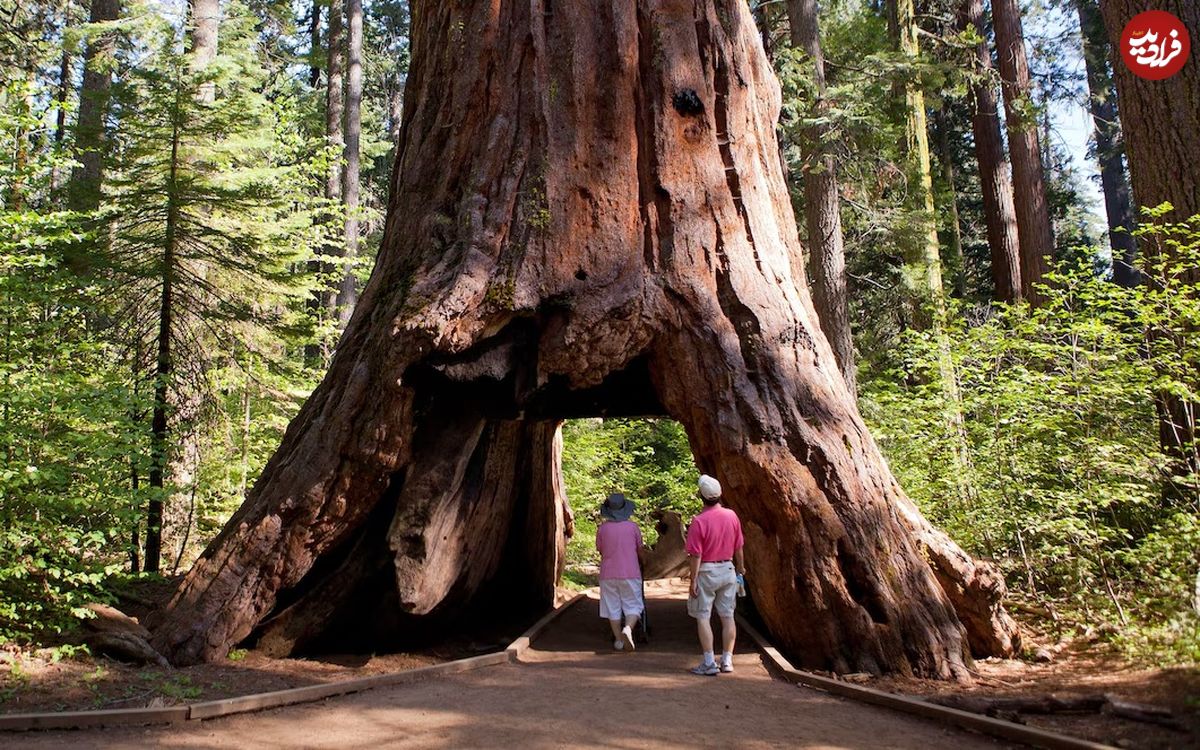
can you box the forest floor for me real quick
[875,647,1199,749]
[1,577,1196,749]
[3,582,1010,749]
[0,576,512,715]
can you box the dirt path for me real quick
[5,581,1011,749]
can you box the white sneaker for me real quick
[720,660,734,673]
[613,638,624,651]
[620,625,636,651]
[690,662,719,676]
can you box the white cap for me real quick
[698,474,722,500]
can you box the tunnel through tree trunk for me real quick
[151,0,1018,677]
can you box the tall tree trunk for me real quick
[787,0,855,394]
[188,0,220,103]
[306,0,347,365]
[933,110,967,298]
[152,0,1017,675]
[51,46,72,194]
[1076,0,1136,287]
[67,0,120,215]
[336,0,363,325]
[887,0,945,328]
[309,0,322,88]
[1099,0,1200,484]
[960,0,1021,303]
[146,115,182,574]
[992,0,1055,305]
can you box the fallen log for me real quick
[1103,697,1185,731]
[929,694,1108,716]
[927,693,1185,731]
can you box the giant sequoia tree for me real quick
[1100,0,1200,482]
[152,0,1017,678]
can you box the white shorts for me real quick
[599,578,644,620]
[687,561,738,619]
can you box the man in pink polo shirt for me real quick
[685,474,745,676]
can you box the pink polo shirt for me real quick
[596,520,643,580]
[685,504,744,562]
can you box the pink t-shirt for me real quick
[596,520,643,580]
[686,505,744,562]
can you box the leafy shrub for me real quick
[860,212,1200,661]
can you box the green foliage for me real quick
[0,211,144,644]
[860,214,1200,661]
[561,418,699,565]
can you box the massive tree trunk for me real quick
[787,0,855,394]
[67,0,121,214]
[992,0,1055,305]
[960,0,1022,303]
[1076,0,1136,287]
[336,0,364,324]
[1099,0,1200,483]
[152,0,1017,677]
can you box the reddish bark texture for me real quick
[1100,0,1200,482]
[152,0,1017,678]
[992,0,1056,304]
[961,0,1022,303]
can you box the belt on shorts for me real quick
[700,559,731,564]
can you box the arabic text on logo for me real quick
[1120,10,1190,81]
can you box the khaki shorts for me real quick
[687,561,738,619]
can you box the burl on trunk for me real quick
[152,0,1018,678]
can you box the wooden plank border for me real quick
[0,705,189,731]
[735,615,1116,750]
[0,591,588,732]
[506,591,588,661]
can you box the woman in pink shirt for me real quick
[595,493,645,651]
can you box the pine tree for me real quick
[787,0,855,394]
[103,3,311,571]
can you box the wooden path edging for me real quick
[735,615,1116,750]
[0,590,588,733]
[506,591,588,661]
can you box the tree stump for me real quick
[151,0,1018,678]
[642,510,690,580]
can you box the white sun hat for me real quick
[698,474,722,500]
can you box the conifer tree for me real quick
[103,3,311,571]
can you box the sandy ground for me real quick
[3,581,1011,750]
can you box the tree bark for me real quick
[787,0,855,394]
[336,0,364,324]
[1099,0,1198,224]
[67,0,120,215]
[152,0,1017,677]
[1099,0,1200,484]
[145,116,182,574]
[306,0,346,365]
[309,0,322,88]
[992,0,1055,305]
[51,45,72,194]
[188,0,220,103]
[1076,0,1136,287]
[960,0,1021,303]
